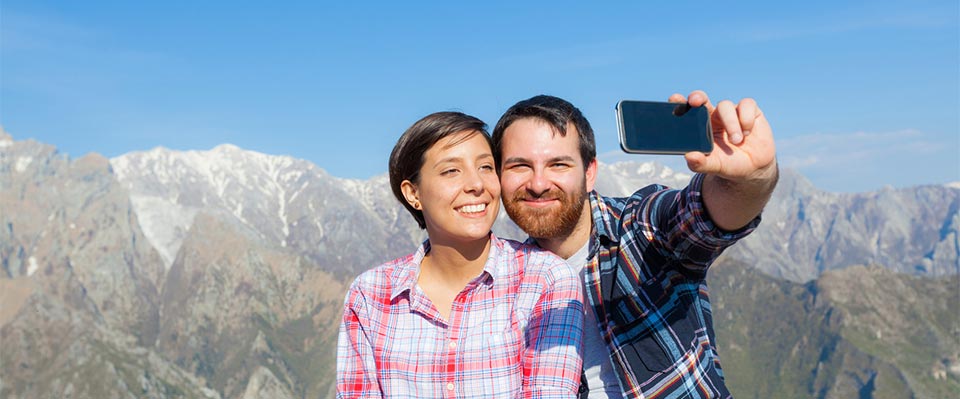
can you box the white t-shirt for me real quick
[564,242,623,399]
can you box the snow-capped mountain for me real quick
[111,142,960,282]
[587,164,960,282]
[2,131,957,398]
[111,144,423,277]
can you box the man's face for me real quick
[498,118,596,239]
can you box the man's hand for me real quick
[668,90,779,231]
[668,90,777,182]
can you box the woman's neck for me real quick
[417,236,492,322]
[421,236,491,285]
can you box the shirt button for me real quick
[446,383,455,391]
[448,341,456,349]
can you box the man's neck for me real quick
[535,200,593,259]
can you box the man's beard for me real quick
[503,184,587,240]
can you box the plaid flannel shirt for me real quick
[337,234,584,398]
[581,173,759,399]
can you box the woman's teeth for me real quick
[458,204,486,214]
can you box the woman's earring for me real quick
[413,201,421,209]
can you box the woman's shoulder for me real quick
[347,252,417,297]
[495,236,552,260]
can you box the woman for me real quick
[336,112,583,398]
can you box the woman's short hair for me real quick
[388,111,490,229]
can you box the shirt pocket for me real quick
[483,327,523,396]
[616,279,703,373]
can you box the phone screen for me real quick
[617,100,713,154]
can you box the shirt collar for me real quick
[390,232,503,301]
[589,190,618,243]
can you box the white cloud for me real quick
[600,128,959,193]
[777,129,959,192]
[777,129,931,170]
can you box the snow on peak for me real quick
[212,143,242,153]
[110,143,322,269]
[15,156,33,173]
[27,256,38,276]
[946,182,960,190]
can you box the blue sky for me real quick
[2,1,958,192]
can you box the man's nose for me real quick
[526,170,551,196]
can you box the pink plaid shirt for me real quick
[337,235,584,398]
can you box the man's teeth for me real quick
[459,204,486,213]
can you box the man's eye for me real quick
[441,169,459,175]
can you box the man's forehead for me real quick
[504,117,578,139]
[501,119,582,161]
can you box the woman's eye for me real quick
[480,164,494,171]
[441,169,458,176]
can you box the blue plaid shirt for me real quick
[577,173,759,398]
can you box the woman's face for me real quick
[402,131,501,246]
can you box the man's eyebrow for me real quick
[502,155,577,165]
[501,156,530,165]
[547,155,577,164]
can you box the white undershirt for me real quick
[564,242,623,399]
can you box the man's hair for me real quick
[491,95,596,169]
[388,111,490,229]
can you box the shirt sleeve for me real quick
[625,173,760,277]
[336,284,382,399]
[521,255,585,399]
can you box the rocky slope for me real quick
[711,259,959,398]
[589,163,959,282]
[0,130,208,398]
[2,132,957,398]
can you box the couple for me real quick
[337,91,779,399]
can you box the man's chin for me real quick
[504,195,584,239]
[506,209,564,239]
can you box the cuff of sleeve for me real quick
[686,173,762,245]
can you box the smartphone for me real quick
[616,100,713,154]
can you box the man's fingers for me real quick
[684,151,706,172]
[737,98,760,137]
[715,100,743,144]
[668,93,686,104]
[687,90,714,113]
[684,151,720,174]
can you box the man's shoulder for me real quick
[590,183,677,221]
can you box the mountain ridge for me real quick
[2,132,958,398]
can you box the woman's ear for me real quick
[400,180,421,210]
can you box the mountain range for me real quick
[1,129,957,398]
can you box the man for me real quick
[492,91,778,398]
